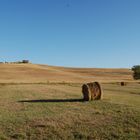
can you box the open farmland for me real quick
[0,64,133,83]
[0,64,139,140]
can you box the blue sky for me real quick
[0,0,140,68]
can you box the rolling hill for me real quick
[0,63,140,140]
[0,63,133,83]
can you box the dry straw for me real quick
[82,82,102,101]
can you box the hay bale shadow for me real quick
[18,99,84,103]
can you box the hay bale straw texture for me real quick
[82,82,102,101]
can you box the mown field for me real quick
[0,64,132,83]
[0,82,140,140]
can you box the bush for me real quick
[22,60,29,63]
[132,65,140,80]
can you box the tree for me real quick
[132,65,140,80]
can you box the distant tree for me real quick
[132,65,140,80]
[22,60,29,63]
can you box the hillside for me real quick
[0,63,140,140]
[0,63,133,83]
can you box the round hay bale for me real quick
[82,82,102,101]
[121,82,126,86]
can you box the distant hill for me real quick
[0,63,133,83]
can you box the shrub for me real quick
[132,65,140,80]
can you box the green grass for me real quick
[0,83,140,140]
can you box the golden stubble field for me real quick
[0,63,133,83]
[0,64,139,140]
